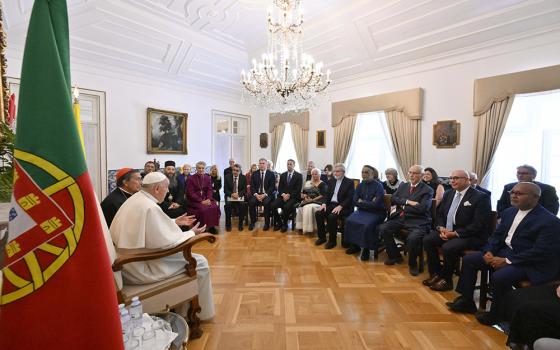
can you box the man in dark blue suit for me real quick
[249,158,276,231]
[497,164,558,216]
[447,182,560,326]
[468,171,491,199]
[423,170,491,291]
[378,165,434,276]
[315,163,355,249]
[271,159,303,232]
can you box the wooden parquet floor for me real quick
[190,223,507,350]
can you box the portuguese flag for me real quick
[0,1,123,349]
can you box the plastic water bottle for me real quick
[129,296,143,329]
[119,307,131,340]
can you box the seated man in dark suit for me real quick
[378,165,434,276]
[468,171,491,199]
[159,160,187,218]
[271,159,303,232]
[447,182,560,326]
[249,158,276,231]
[224,163,248,232]
[423,169,491,291]
[315,163,355,249]
[497,164,558,216]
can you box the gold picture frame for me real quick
[316,130,326,148]
[147,107,188,154]
[433,120,460,148]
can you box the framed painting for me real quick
[259,132,268,148]
[433,120,460,148]
[147,107,188,154]
[316,130,326,148]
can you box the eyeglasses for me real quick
[408,171,421,175]
[509,190,528,196]
[517,171,532,175]
[449,176,468,181]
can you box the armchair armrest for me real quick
[112,233,216,277]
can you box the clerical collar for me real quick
[119,187,133,195]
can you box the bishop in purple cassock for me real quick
[186,161,221,232]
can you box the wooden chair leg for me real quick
[479,269,489,310]
[187,296,203,339]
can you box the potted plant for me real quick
[0,120,14,202]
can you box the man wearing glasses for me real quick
[422,170,491,291]
[378,165,433,276]
[447,182,560,327]
[497,164,558,216]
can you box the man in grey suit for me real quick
[378,165,434,276]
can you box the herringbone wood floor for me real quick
[190,222,507,350]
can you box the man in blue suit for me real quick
[497,164,558,216]
[249,158,277,231]
[447,182,560,326]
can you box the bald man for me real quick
[447,182,560,327]
[423,170,491,292]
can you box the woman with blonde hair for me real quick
[295,168,327,234]
[209,164,222,204]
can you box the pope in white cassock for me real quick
[110,171,215,320]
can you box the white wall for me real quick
[6,56,270,172]
[307,38,560,177]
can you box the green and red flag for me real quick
[0,1,123,348]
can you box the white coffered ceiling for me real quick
[4,0,560,98]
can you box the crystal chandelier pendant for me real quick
[241,0,331,113]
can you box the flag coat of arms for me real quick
[0,1,123,348]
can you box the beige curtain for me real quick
[290,123,308,173]
[473,97,515,183]
[333,115,357,164]
[384,110,420,176]
[270,123,285,167]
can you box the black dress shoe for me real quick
[448,298,477,314]
[341,241,350,249]
[238,225,244,232]
[315,238,326,246]
[273,225,281,231]
[430,279,453,291]
[409,265,420,276]
[422,274,441,286]
[208,227,218,235]
[360,249,370,261]
[445,296,464,307]
[345,246,360,255]
[226,226,232,232]
[475,311,500,326]
[281,226,288,233]
[384,257,404,265]
[325,242,336,249]
[263,225,270,231]
[249,223,255,231]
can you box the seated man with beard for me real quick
[160,160,187,218]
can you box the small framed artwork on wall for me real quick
[316,130,326,148]
[147,107,188,154]
[433,120,460,148]
[259,133,268,148]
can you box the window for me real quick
[485,89,560,209]
[345,112,398,180]
[275,122,300,173]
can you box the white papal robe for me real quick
[110,190,215,320]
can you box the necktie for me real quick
[288,172,292,184]
[446,192,462,230]
[233,177,238,193]
[409,185,415,195]
[260,171,265,193]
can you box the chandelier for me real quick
[241,0,331,112]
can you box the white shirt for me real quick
[331,178,343,203]
[505,208,532,249]
[452,187,470,225]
